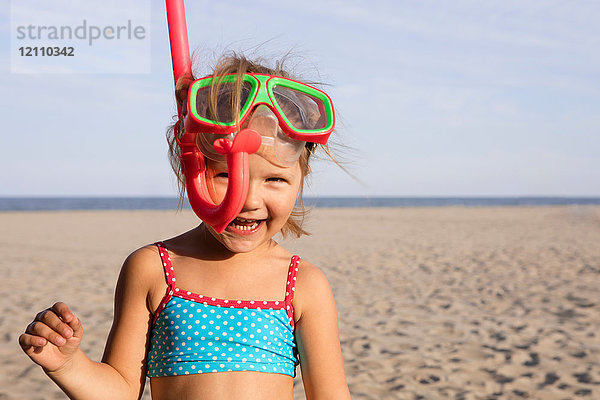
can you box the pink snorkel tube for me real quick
[165,0,261,233]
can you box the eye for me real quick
[267,177,287,183]
[216,172,229,178]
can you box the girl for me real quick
[19,54,351,399]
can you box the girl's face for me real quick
[204,153,303,254]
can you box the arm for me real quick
[294,261,351,399]
[19,247,159,400]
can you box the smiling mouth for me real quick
[227,217,265,234]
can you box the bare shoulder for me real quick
[296,259,330,290]
[293,259,335,320]
[116,245,165,307]
[121,245,163,281]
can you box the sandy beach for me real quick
[1,206,599,399]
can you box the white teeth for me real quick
[232,221,259,231]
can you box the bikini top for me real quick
[146,242,300,378]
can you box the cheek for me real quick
[275,182,303,218]
[275,195,297,218]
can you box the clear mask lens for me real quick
[272,85,328,130]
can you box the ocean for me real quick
[1,197,599,211]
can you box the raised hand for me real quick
[19,302,83,373]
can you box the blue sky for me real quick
[1,0,599,197]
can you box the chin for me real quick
[210,227,270,255]
[224,242,260,254]
[205,218,287,255]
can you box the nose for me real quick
[242,180,263,212]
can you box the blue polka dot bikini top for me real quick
[147,242,300,378]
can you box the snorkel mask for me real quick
[166,0,335,232]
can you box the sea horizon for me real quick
[1,196,600,211]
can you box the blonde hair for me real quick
[167,51,331,238]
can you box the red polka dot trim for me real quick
[175,290,286,310]
[152,242,301,329]
[284,256,300,330]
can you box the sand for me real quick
[1,206,599,399]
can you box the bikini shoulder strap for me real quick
[155,241,176,291]
[284,255,301,313]
[150,242,177,326]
